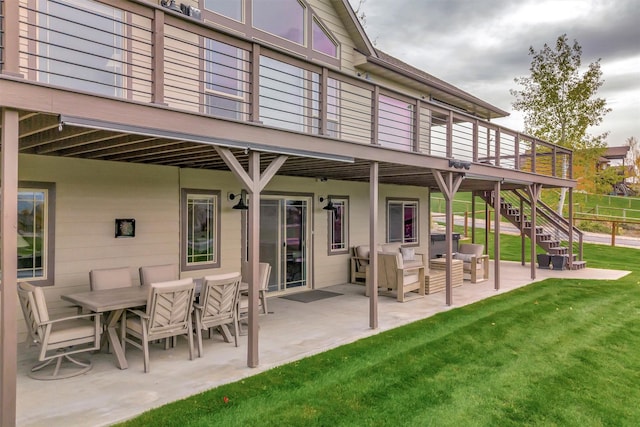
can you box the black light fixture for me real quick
[160,0,182,13]
[228,193,248,210]
[319,196,337,212]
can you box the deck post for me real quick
[369,161,379,329]
[1,108,19,427]
[215,147,287,367]
[493,181,501,290]
[527,184,542,280]
[433,171,463,306]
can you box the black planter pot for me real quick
[537,253,551,269]
[551,255,568,270]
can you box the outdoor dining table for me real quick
[60,279,244,369]
[61,285,149,370]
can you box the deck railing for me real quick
[2,0,573,179]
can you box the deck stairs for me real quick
[480,189,586,270]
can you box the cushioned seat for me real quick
[350,243,422,284]
[18,282,101,380]
[454,243,489,283]
[366,251,425,302]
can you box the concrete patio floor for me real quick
[16,261,629,426]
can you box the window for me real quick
[312,18,337,57]
[37,0,125,97]
[387,200,418,245]
[378,95,414,151]
[204,38,248,120]
[204,0,242,21]
[181,189,221,271]
[327,197,348,254]
[253,0,305,45]
[260,56,306,132]
[16,182,55,286]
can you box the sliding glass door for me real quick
[259,195,311,294]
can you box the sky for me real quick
[347,0,640,146]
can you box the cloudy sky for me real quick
[348,0,639,146]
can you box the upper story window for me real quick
[253,0,305,45]
[312,19,337,57]
[37,0,124,97]
[204,0,243,21]
[199,1,339,65]
[204,38,248,120]
[260,56,306,132]
[378,95,415,151]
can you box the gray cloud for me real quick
[352,0,640,143]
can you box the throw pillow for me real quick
[453,253,474,263]
[400,247,415,262]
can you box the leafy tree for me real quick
[511,34,611,202]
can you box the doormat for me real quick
[279,290,342,303]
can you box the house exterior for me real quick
[596,146,635,195]
[0,1,577,423]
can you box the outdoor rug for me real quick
[279,290,343,303]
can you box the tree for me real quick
[511,35,611,205]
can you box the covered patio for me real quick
[16,261,628,426]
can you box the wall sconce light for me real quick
[160,0,182,13]
[228,192,248,210]
[448,159,471,170]
[319,196,337,211]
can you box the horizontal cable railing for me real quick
[7,0,572,181]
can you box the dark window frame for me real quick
[180,188,222,272]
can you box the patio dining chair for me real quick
[139,264,179,286]
[120,278,196,373]
[238,262,272,326]
[193,272,242,357]
[89,266,135,290]
[18,282,101,380]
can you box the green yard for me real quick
[120,237,640,426]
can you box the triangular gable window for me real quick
[312,18,337,57]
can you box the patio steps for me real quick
[480,190,587,270]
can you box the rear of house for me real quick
[1,1,577,423]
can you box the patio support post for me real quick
[1,108,19,427]
[434,171,463,306]
[520,198,525,266]
[246,152,261,368]
[568,187,574,269]
[215,147,287,367]
[527,184,542,280]
[369,161,379,329]
[471,191,476,243]
[493,181,501,290]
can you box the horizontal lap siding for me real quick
[163,26,200,112]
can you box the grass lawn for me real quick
[120,239,640,426]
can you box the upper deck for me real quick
[0,0,573,190]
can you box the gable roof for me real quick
[603,146,630,159]
[359,49,509,120]
[329,0,377,56]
